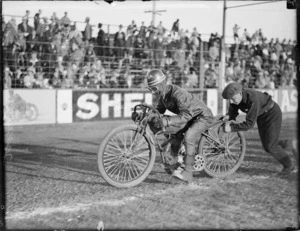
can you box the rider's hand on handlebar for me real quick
[223,122,232,133]
[131,111,142,121]
[219,115,229,121]
[153,116,168,129]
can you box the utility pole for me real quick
[145,1,166,25]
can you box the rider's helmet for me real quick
[146,69,166,87]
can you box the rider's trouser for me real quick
[256,103,292,168]
[170,116,213,158]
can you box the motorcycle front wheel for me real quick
[97,124,156,188]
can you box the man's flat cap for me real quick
[222,82,243,99]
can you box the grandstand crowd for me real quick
[3,10,297,89]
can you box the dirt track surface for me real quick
[4,118,299,230]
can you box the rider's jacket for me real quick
[227,89,275,132]
[156,84,213,126]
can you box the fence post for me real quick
[198,41,205,100]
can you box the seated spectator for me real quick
[282,58,296,88]
[70,42,84,67]
[23,66,36,88]
[4,67,12,89]
[124,65,133,88]
[34,71,44,88]
[107,70,119,88]
[255,71,266,88]
[92,59,106,87]
[204,64,217,88]
[12,68,24,88]
[184,66,198,88]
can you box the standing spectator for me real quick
[233,24,240,43]
[208,41,219,69]
[243,29,251,44]
[138,21,147,39]
[34,9,42,30]
[70,42,84,67]
[96,23,105,57]
[258,28,264,42]
[147,21,156,38]
[51,12,59,23]
[114,25,125,58]
[61,12,71,27]
[27,29,39,52]
[93,59,106,87]
[124,29,134,64]
[127,20,137,35]
[171,19,179,37]
[156,21,165,35]
[84,17,93,45]
[24,10,30,23]
[18,16,32,40]
[3,17,19,47]
[153,33,165,68]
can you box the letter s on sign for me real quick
[76,93,99,120]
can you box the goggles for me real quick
[147,85,159,93]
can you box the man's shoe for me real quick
[279,163,296,175]
[172,168,193,182]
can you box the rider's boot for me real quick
[172,155,194,183]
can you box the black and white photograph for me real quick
[1,0,298,230]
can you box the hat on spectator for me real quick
[222,82,243,99]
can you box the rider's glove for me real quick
[219,115,229,121]
[154,116,169,129]
[131,112,141,121]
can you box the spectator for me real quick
[184,66,198,88]
[92,59,106,87]
[171,19,179,38]
[18,16,32,39]
[282,58,296,88]
[124,65,133,88]
[208,41,219,69]
[153,33,165,68]
[96,23,105,57]
[147,21,156,38]
[51,12,59,23]
[114,25,126,61]
[23,66,36,88]
[24,10,30,23]
[3,17,19,47]
[233,24,240,43]
[84,17,93,45]
[26,29,39,52]
[34,9,42,30]
[255,71,266,88]
[243,29,251,44]
[4,67,12,89]
[156,21,165,35]
[127,20,137,35]
[61,12,71,27]
[70,42,84,68]
[138,21,147,39]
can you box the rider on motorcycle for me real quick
[132,69,214,182]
